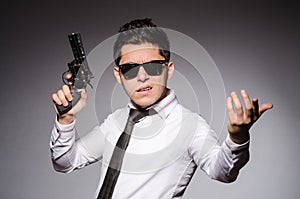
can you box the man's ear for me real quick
[167,62,175,80]
[113,67,122,84]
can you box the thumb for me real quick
[80,89,87,100]
[259,102,273,116]
[70,89,87,115]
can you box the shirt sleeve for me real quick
[188,116,250,183]
[50,117,105,173]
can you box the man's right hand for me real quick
[52,73,87,124]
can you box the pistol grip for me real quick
[56,89,81,115]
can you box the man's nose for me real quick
[136,66,149,82]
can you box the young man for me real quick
[51,18,273,199]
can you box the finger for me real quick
[231,91,243,122]
[52,93,62,105]
[62,85,73,101]
[259,102,273,116]
[52,103,59,114]
[226,96,236,122]
[64,72,73,85]
[65,72,72,80]
[252,98,259,120]
[57,89,68,107]
[241,90,253,119]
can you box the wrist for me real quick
[229,132,250,144]
[57,114,75,124]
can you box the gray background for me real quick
[1,0,299,198]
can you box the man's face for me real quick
[114,43,174,109]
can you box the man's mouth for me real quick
[137,86,153,92]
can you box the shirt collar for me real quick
[127,89,178,119]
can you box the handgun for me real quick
[56,32,94,115]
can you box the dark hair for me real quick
[113,18,170,65]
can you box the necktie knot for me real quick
[129,108,150,123]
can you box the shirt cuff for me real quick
[224,134,249,152]
[54,116,76,133]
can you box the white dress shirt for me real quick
[50,90,249,199]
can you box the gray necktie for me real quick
[97,108,149,199]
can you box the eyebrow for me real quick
[120,59,165,66]
[122,61,139,65]
[119,60,146,66]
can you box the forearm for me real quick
[50,118,77,172]
[50,118,100,173]
[201,135,250,183]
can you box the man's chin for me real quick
[131,99,156,109]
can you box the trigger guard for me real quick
[62,70,73,85]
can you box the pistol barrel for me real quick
[68,32,86,63]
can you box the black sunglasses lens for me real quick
[144,62,163,76]
[120,64,139,79]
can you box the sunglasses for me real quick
[117,60,168,80]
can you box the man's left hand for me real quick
[227,90,273,144]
